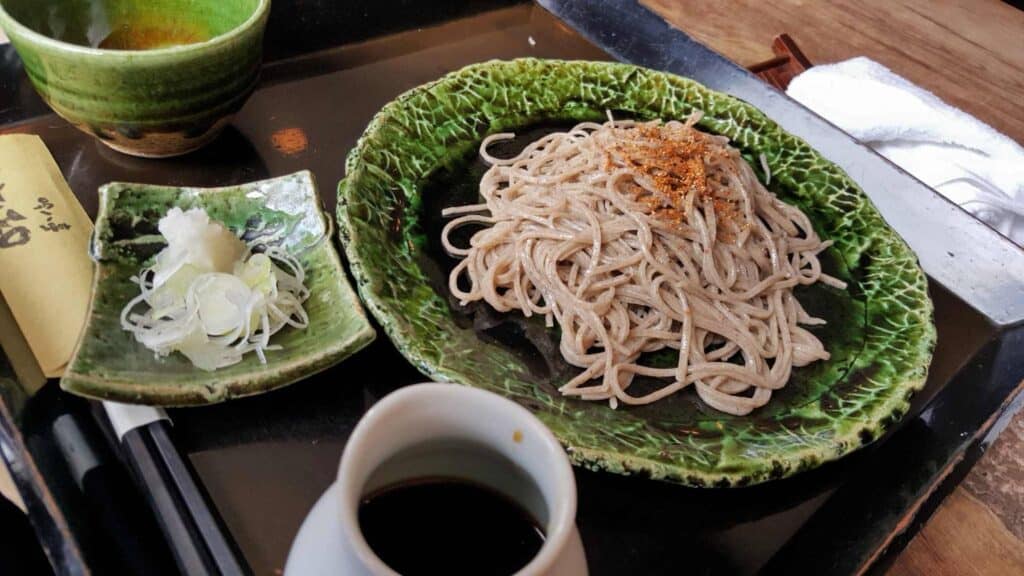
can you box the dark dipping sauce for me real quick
[358,478,546,575]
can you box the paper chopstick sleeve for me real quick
[0,135,94,377]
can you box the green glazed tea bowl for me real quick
[0,0,270,157]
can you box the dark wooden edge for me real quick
[0,396,89,575]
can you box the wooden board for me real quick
[889,488,1024,576]
[641,0,1024,145]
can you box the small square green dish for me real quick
[62,171,376,405]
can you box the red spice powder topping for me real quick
[604,123,745,233]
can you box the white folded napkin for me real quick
[786,57,1024,246]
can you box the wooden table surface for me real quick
[639,1,1024,574]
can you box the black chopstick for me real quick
[121,421,251,576]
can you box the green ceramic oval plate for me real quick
[337,59,936,487]
[63,171,376,405]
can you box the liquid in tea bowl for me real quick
[0,0,270,157]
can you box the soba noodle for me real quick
[441,113,846,415]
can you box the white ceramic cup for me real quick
[331,382,588,576]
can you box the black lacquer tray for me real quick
[1,1,1022,575]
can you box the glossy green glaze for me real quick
[0,0,268,157]
[63,171,376,406]
[337,59,937,486]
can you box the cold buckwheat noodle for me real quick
[441,113,846,415]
